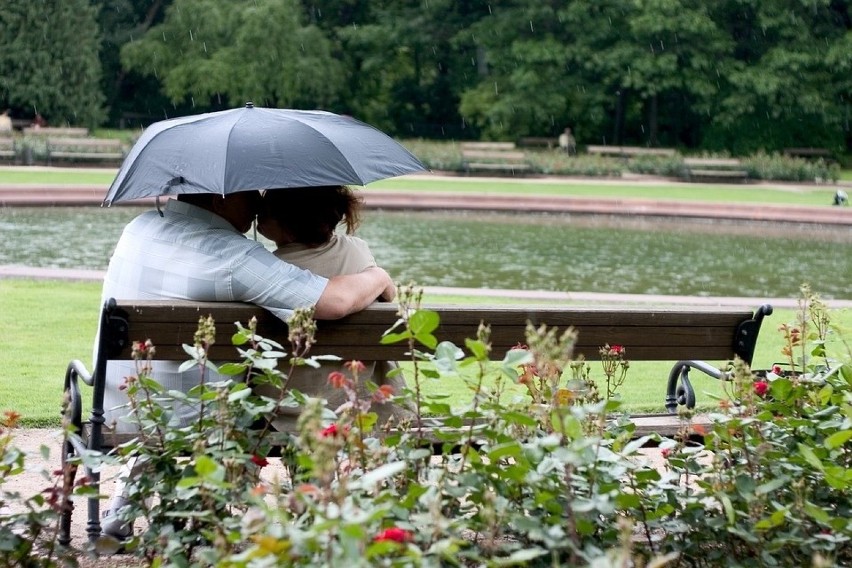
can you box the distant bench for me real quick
[0,137,15,162]
[683,158,749,183]
[782,147,835,162]
[518,137,559,149]
[24,126,89,137]
[461,142,530,175]
[60,298,773,544]
[47,137,125,166]
[586,145,677,158]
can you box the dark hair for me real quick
[261,185,362,246]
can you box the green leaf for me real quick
[824,430,852,450]
[718,493,735,525]
[804,501,831,524]
[359,461,407,487]
[218,362,247,376]
[769,378,793,401]
[488,442,522,461]
[797,443,825,472]
[755,476,788,495]
[380,331,412,344]
[465,338,488,360]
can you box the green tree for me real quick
[95,0,178,128]
[0,0,105,127]
[458,1,579,140]
[120,0,344,111]
[336,0,484,137]
[707,0,850,154]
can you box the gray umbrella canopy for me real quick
[103,104,428,206]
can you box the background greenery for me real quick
[1,0,850,156]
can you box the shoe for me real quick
[101,497,133,539]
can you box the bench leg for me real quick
[60,361,87,545]
[665,360,728,413]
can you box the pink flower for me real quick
[754,381,769,397]
[661,448,672,459]
[374,527,413,543]
[610,345,624,355]
[344,360,366,373]
[771,365,783,376]
[250,455,269,468]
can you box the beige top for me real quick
[270,234,412,430]
[272,235,376,277]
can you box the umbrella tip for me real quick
[245,102,254,108]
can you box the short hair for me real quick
[261,185,362,246]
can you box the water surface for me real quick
[1,206,849,299]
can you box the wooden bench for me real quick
[518,137,559,149]
[586,145,677,158]
[461,142,530,174]
[46,137,125,165]
[683,158,749,183]
[23,126,89,137]
[60,298,772,544]
[782,147,835,162]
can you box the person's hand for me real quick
[379,278,396,302]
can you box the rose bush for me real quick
[1,284,849,566]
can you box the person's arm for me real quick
[314,266,395,319]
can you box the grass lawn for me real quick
[0,166,843,207]
[3,278,847,428]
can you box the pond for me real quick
[0,206,850,300]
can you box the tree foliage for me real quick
[0,0,105,127]
[120,0,344,111]
[0,0,849,153]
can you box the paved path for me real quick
[3,265,851,308]
[1,176,851,225]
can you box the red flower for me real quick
[660,448,672,459]
[771,365,783,376]
[610,345,624,355]
[344,360,366,373]
[372,384,395,402]
[374,527,413,543]
[320,423,339,438]
[250,455,269,468]
[327,371,348,389]
[754,381,769,397]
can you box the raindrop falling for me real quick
[162,32,167,42]
[659,40,664,50]
[189,29,194,41]
[494,82,499,95]
[529,20,534,32]
[191,97,196,108]
[203,42,207,53]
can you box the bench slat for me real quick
[109,301,756,363]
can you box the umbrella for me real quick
[103,103,427,206]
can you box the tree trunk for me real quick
[648,94,658,147]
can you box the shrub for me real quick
[743,152,840,184]
[2,284,849,566]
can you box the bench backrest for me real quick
[47,137,124,149]
[461,142,517,151]
[99,299,772,366]
[24,126,89,137]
